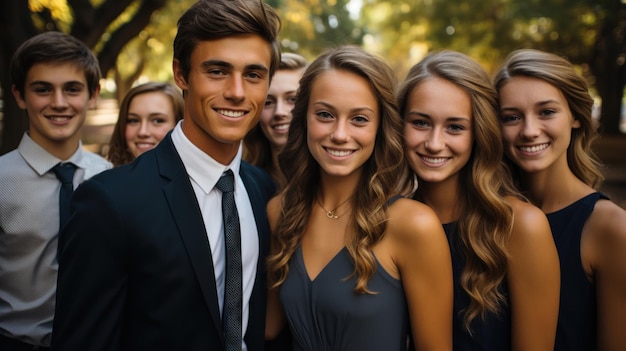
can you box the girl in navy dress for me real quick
[399,50,560,351]
[266,45,453,351]
[494,48,626,351]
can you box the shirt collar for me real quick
[18,132,88,175]
[170,121,242,195]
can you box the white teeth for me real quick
[519,143,549,153]
[274,124,289,131]
[217,109,245,118]
[49,116,71,121]
[422,156,447,164]
[327,149,353,157]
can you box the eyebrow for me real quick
[29,80,85,87]
[313,100,375,113]
[406,111,470,122]
[201,59,269,74]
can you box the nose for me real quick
[424,128,445,152]
[224,74,245,103]
[275,98,292,118]
[50,90,68,109]
[330,120,349,143]
[519,116,540,140]
[137,120,150,137]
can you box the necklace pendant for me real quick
[326,210,337,219]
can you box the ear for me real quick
[572,117,581,129]
[11,85,27,110]
[172,59,188,91]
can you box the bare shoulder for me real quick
[504,196,554,255]
[586,198,626,243]
[506,196,551,236]
[385,197,444,242]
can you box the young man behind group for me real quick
[0,31,111,350]
[51,0,281,350]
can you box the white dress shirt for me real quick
[171,123,259,351]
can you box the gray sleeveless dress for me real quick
[278,246,410,351]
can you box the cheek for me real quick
[124,126,136,141]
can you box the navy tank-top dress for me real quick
[547,192,608,351]
[443,221,511,351]
[278,196,410,351]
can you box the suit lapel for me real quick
[156,135,224,338]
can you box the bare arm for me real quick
[587,200,626,351]
[390,199,453,351]
[506,199,560,351]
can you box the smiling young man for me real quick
[51,1,281,350]
[0,31,111,351]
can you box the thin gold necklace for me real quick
[316,195,352,219]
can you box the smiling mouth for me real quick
[216,109,246,118]
[421,155,449,164]
[518,143,549,153]
[273,123,289,131]
[325,148,354,157]
[47,116,72,121]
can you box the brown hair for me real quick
[493,49,604,189]
[398,50,520,330]
[10,31,101,98]
[267,45,405,294]
[173,0,281,81]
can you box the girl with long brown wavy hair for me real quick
[266,45,453,350]
[399,50,560,350]
[494,48,626,351]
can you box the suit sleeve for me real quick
[52,178,128,351]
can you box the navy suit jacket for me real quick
[52,134,276,351]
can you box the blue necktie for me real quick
[51,163,76,231]
[214,169,242,351]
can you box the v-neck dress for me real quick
[278,246,410,351]
[547,192,608,351]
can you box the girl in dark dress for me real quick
[398,50,560,351]
[495,48,626,351]
[266,45,453,351]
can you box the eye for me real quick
[540,109,556,117]
[152,118,167,125]
[316,111,333,120]
[264,99,276,108]
[352,115,370,124]
[408,118,430,129]
[65,84,84,95]
[447,124,466,133]
[286,95,297,105]
[499,114,521,124]
[245,71,264,81]
[126,117,140,125]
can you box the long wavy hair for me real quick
[243,52,308,188]
[107,82,184,167]
[267,45,406,294]
[398,50,520,330]
[493,49,604,189]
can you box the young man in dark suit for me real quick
[51,1,282,350]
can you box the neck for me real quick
[521,165,593,213]
[418,177,462,224]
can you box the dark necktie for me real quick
[214,169,242,351]
[51,162,76,231]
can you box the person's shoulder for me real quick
[80,150,112,173]
[587,198,626,241]
[241,160,276,196]
[386,196,443,240]
[505,195,551,241]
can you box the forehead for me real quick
[25,62,87,85]
[499,76,564,103]
[189,34,272,69]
